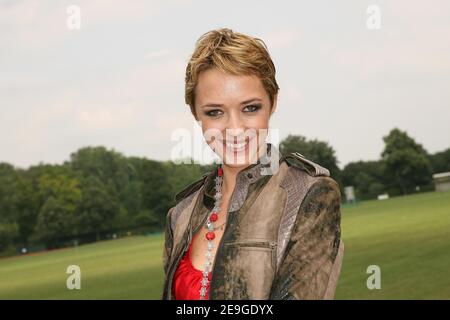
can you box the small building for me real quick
[344,186,355,203]
[377,193,389,200]
[432,172,450,192]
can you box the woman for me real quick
[162,28,344,300]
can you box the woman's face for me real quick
[194,68,277,168]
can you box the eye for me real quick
[243,104,262,113]
[204,109,223,117]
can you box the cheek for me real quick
[248,112,271,144]
[248,112,271,130]
[200,119,224,145]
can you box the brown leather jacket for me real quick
[161,144,344,300]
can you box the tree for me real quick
[77,176,120,241]
[163,160,206,201]
[34,196,78,248]
[0,163,21,222]
[428,148,450,174]
[342,160,385,200]
[0,222,18,251]
[0,163,36,247]
[139,160,172,228]
[33,173,82,247]
[381,128,432,195]
[69,146,129,192]
[132,209,160,232]
[70,147,138,229]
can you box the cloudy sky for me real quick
[1,0,449,169]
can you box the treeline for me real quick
[0,147,214,253]
[0,128,449,253]
[280,128,450,200]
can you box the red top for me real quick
[172,233,212,300]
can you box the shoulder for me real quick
[283,152,330,177]
[173,171,211,204]
[281,151,341,205]
[166,171,211,232]
[303,176,342,208]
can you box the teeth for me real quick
[225,141,246,149]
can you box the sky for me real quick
[1,0,449,169]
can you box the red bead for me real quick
[210,213,218,222]
[218,167,223,177]
[206,231,215,240]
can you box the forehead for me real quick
[195,68,267,105]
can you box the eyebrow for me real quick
[201,98,262,108]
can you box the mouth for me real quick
[220,137,253,153]
[225,141,246,150]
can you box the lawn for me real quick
[0,190,449,299]
[0,234,165,299]
[335,190,450,299]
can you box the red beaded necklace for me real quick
[199,164,223,299]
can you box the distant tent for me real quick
[432,172,450,192]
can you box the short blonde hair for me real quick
[185,28,280,117]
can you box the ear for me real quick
[270,93,278,115]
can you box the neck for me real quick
[221,161,258,195]
[221,165,241,196]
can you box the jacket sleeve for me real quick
[163,207,175,277]
[269,176,344,300]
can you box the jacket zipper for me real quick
[223,240,278,270]
[224,240,277,248]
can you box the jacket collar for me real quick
[202,142,284,211]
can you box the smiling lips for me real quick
[218,137,254,152]
[225,140,247,151]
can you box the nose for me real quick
[225,111,245,142]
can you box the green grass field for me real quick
[0,190,449,299]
